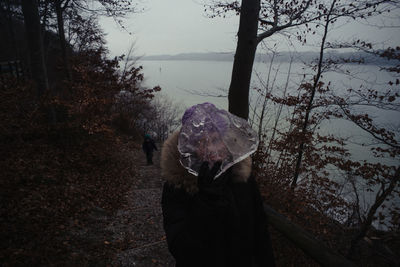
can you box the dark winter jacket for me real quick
[161,131,275,267]
[142,136,157,153]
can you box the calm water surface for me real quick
[140,59,397,151]
[139,59,399,228]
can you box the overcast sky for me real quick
[99,0,400,58]
[99,0,239,57]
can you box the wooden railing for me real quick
[264,204,356,267]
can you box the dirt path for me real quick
[63,144,175,266]
[109,146,175,266]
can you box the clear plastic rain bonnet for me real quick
[178,102,259,178]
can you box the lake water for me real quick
[138,59,399,228]
[139,59,397,152]
[140,60,231,109]
[138,60,398,161]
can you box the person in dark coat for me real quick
[161,131,276,267]
[142,134,157,165]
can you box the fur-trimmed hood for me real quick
[161,130,252,194]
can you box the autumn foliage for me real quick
[0,45,159,265]
[252,45,400,265]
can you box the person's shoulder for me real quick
[230,157,252,183]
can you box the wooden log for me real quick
[264,204,356,267]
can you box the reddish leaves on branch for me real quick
[63,48,160,134]
[0,37,159,265]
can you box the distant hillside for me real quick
[141,52,234,61]
[141,51,392,66]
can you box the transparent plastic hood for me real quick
[178,103,259,178]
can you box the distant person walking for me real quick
[142,134,157,165]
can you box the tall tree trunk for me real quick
[257,53,275,141]
[41,0,50,50]
[21,0,49,97]
[266,59,293,165]
[55,0,71,80]
[291,0,336,189]
[5,0,19,61]
[228,0,260,120]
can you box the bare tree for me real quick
[291,0,338,188]
[54,0,72,80]
[46,0,141,80]
[207,0,318,118]
[206,0,393,119]
[330,45,400,254]
[21,0,49,97]
[149,95,184,142]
